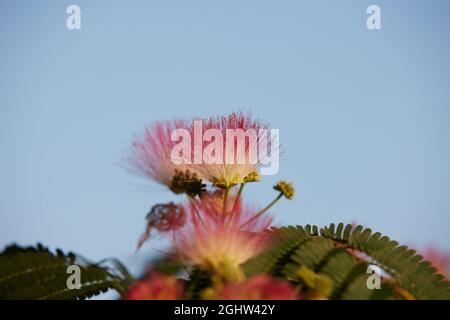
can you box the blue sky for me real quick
[1,0,450,286]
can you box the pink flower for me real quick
[191,112,275,188]
[216,275,299,300]
[124,112,277,194]
[125,119,204,195]
[172,193,272,280]
[123,271,183,300]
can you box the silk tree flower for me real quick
[125,120,205,196]
[172,194,272,282]
[125,112,277,193]
[123,271,183,300]
[136,190,241,250]
[190,112,276,189]
[136,202,187,251]
[214,275,299,300]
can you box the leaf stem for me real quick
[223,187,230,214]
[231,183,245,214]
[241,192,283,227]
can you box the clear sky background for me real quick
[1,0,450,296]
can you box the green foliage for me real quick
[0,244,133,300]
[2,223,450,300]
[243,223,450,300]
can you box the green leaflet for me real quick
[243,223,450,300]
[0,244,133,300]
[2,224,450,300]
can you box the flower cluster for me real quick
[122,112,450,301]
[125,112,277,193]
[173,194,272,282]
[123,112,295,300]
[124,271,183,300]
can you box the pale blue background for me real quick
[1,0,450,295]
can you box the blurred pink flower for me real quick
[216,275,299,300]
[125,119,196,190]
[172,193,272,279]
[123,271,183,300]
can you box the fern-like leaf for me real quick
[0,244,133,300]
[243,224,450,300]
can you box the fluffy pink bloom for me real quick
[172,193,271,277]
[123,271,183,300]
[125,119,195,189]
[191,112,275,188]
[216,275,299,300]
[125,112,276,193]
